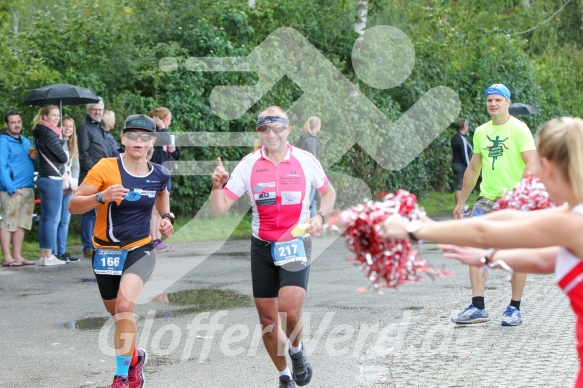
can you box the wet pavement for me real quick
[0,235,577,387]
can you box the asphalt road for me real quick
[0,234,577,387]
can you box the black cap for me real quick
[123,114,156,132]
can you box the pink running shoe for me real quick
[128,348,148,388]
[110,375,129,388]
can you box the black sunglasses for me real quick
[256,125,288,134]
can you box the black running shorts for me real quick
[93,243,156,300]
[250,236,312,298]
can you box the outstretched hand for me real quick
[439,244,485,267]
[212,157,229,190]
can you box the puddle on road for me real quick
[57,289,253,330]
[164,288,253,317]
[57,316,110,331]
[79,278,97,283]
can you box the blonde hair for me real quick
[33,105,59,125]
[102,110,115,129]
[537,117,583,202]
[302,116,321,136]
[62,116,79,160]
[149,107,171,120]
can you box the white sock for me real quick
[279,367,292,378]
[289,342,303,355]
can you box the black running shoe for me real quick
[290,346,312,386]
[279,375,296,388]
[60,252,80,262]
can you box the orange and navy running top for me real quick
[223,146,329,242]
[83,156,170,249]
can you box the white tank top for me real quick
[555,204,583,294]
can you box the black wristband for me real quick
[161,213,175,225]
[316,211,326,223]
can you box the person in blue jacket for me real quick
[0,111,37,266]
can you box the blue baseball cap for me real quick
[484,84,511,99]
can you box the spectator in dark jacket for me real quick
[33,105,68,266]
[296,116,321,216]
[77,98,112,257]
[450,119,473,208]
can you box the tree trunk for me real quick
[354,0,368,35]
[12,10,19,34]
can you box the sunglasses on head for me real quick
[124,132,154,141]
[256,125,288,134]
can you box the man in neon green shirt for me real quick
[452,84,537,326]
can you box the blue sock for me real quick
[115,355,132,378]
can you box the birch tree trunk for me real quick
[354,0,368,35]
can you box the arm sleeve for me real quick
[82,158,107,189]
[223,162,247,200]
[304,137,319,158]
[45,132,68,164]
[71,157,80,180]
[0,139,15,194]
[77,124,94,171]
[515,124,536,152]
[309,158,329,192]
[154,130,172,146]
[170,146,180,160]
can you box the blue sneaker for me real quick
[451,304,490,324]
[501,306,522,326]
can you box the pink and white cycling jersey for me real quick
[223,146,329,242]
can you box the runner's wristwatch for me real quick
[95,192,104,204]
[162,213,175,225]
[317,211,326,223]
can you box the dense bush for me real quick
[1,0,581,215]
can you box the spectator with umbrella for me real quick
[23,83,101,260]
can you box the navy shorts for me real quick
[93,242,156,300]
[250,236,312,298]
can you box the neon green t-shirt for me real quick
[473,116,536,200]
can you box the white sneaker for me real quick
[39,255,66,266]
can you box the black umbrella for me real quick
[509,103,541,115]
[23,83,100,126]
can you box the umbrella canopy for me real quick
[22,83,99,106]
[509,103,541,115]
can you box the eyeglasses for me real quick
[257,125,288,134]
[124,132,154,142]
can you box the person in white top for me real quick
[382,117,583,388]
[211,106,336,388]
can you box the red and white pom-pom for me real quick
[495,176,554,211]
[328,190,452,291]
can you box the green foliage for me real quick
[0,0,580,218]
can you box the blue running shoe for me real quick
[501,306,522,326]
[451,304,490,324]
